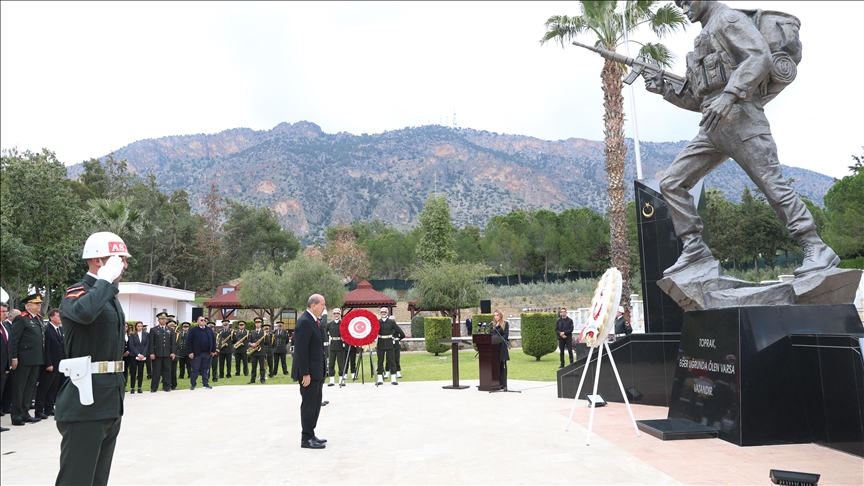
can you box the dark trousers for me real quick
[150,356,172,391]
[56,417,121,486]
[145,358,151,379]
[394,344,401,371]
[376,348,395,375]
[299,380,323,441]
[35,366,62,413]
[129,360,145,389]
[234,352,248,375]
[210,354,218,380]
[347,346,358,374]
[0,367,7,413]
[11,364,39,420]
[328,347,346,377]
[218,353,232,377]
[1,369,13,411]
[499,360,508,390]
[558,337,574,365]
[274,352,288,375]
[170,359,178,389]
[176,356,190,378]
[250,354,266,381]
[190,354,211,387]
[266,352,274,376]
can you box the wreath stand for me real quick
[565,339,640,445]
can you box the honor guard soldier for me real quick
[233,320,249,376]
[148,312,176,392]
[9,293,46,425]
[393,325,404,379]
[207,321,219,381]
[56,231,130,485]
[175,322,191,382]
[376,307,403,385]
[247,318,267,383]
[272,321,289,376]
[217,320,234,378]
[326,309,347,386]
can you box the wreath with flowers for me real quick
[578,268,622,348]
[340,309,381,347]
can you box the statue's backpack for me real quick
[736,9,802,103]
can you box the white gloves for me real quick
[97,255,124,282]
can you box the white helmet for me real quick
[82,232,131,259]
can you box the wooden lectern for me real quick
[473,334,503,391]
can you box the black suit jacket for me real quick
[129,332,149,357]
[1,320,10,372]
[43,325,66,368]
[291,311,324,381]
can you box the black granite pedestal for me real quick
[662,304,863,452]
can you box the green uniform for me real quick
[217,328,234,378]
[9,310,45,423]
[272,329,289,376]
[56,275,126,486]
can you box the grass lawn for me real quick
[143,349,561,390]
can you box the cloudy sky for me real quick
[2,1,861,180]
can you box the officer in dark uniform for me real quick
[393,323,405,379]
[175,322,190,384]
[247,318,267,384]
[326,309,346,386]
[262,323,274,381]
[217,320,234,378]
[148,311,176,392]
[233,320,249,376]
[56,231,130,485]
[376,307,403,385]
[166,318,178,389]
[9,293,46,425]
[272,321,289,377]
[208,321,219,381]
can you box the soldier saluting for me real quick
[55,231,130,485]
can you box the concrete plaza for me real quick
[1,379,861,485]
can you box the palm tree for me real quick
[88,197,148,240]
[541,0,686,299]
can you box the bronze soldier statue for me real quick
[640,0,838,276]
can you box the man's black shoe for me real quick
[244,372,248,376]
[164,388,171,392]
[313,436,327,444]
[213,377,218,382]
[37,412,49,420]
[301,439,325,449]
[138,388,143,394]
[248,380,255,384]
[23,415,40,423]
[321,400,329,406]
[190,385,196,390]
[0,426,9,432]
[46,410,55,416]
[227,374,231,378]
[11,418,25,426]
[203,385,212,389]
[151,390,157,393]
[260,379,265,384]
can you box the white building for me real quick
[117,282,196,328]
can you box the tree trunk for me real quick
[601,58,630,304]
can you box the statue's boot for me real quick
[794,231,840,276]
[663,236,714,276]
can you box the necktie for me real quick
[316,318,321,328]
[0,323,7,344]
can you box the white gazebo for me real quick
[117,282,196,328]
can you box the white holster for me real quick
[59,356,94,406]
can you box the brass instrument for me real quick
[219,330,234,349]
[247,332,267,355]
[233,332,248,350]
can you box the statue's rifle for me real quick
[572,41,687,95]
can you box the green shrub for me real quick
[424,317,452,355]
[521,312,558,361]
[411,314,425,338]
[471,313,493,351]
[839,257,864,269]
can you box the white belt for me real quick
[90,361,125,374]
[379,335,391,339]
[330,337,342,341]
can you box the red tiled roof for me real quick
[344,280,396,307]
[203,290,242,308]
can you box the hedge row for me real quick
[411,314,425,338]
[424,317,452,355]
[521,312,557,361]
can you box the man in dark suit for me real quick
[9,293,45,426]
[0,302,10,432]
[291,294,327,449]
[35,308,66,419]
[148,312,176,393]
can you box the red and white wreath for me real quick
[340,309,381,347]
[579,267,622,348]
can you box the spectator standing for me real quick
[35,308,65,419]
[555,307,575,369]
[186,316,216,390]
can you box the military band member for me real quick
[175,322,190,384]
[9,293,46,425]
[263,323,275,380]
[207,321,219,381]
[217,320,234,378]
[248,318,267,384]
[326,309,346,386]
[148,312,176,392]
[376,307,402,385]
[233,320,249,376]
[272,321,289,377]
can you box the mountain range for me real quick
[68,121,835,244]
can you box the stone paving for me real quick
[0,379,861,485]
